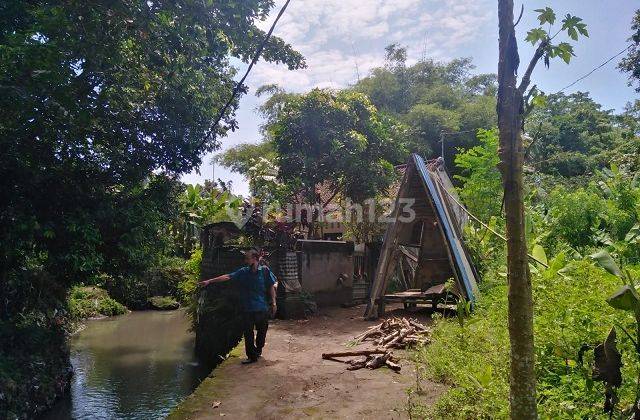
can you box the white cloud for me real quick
[250,0,494,93]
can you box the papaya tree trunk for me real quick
[497,0,537,418]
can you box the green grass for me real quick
[413,259,640,419]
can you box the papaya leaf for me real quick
[535,7,556,25]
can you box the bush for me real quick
[416,259,639,419]
[547,187,602,249]
[178,248,202,306]
[67,286,127,319]
[103,257,189,309]
[0,315,71,419]
[148,296,180,310]
[454,129,502,221]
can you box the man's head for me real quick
[244,249,260,266]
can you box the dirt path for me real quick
[169,304,444,419]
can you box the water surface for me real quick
[43,310,208,420]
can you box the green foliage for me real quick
[215,142,282,200]
[178,248,202,307]
[547,187,602,249]
[172,184,243,257]
[104,257,189,309]
[147,296,180,310]
[619,10,640,92]
[0,315,70,419]
[67,286,127,319]
[589,252,640,415]
[525,92,633,177]
[270,88,404,203]
[454,129,502,221]
[0,0,303,327]
[417,260,637,419]
[353,52,497,170]
[526,7,588,66]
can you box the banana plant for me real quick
[591,250,639,417]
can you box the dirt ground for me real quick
[169,303,444,420]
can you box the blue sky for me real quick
[182,0,639,196]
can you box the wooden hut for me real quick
[364,154,479,319]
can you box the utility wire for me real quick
[558,45,632,93]
[429,167,550,268]
[199,0,293,150]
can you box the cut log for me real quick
[381,330,400,345]
[385,359,401,372]
[321,349,386,359]
[366,353,391,369]
[409,320,429,331]
[353,324,382,340]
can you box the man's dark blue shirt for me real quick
[229,266,276,312]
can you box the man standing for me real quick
[199,250,277,364]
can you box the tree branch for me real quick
[522,84,538,121]
[514,4,525,27]
[518,41,547,95]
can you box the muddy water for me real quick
[43,310,209,420]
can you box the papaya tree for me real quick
[497,2,588,417]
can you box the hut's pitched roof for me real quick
[364,154,479,319]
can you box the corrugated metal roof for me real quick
[364,154,479,318]
[412,154,478,302]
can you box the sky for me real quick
[181,0,639,196]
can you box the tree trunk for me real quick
[497,0,537,418]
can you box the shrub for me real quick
[547,187,602,249]
[454,129,502,221]
[148,296,180,310]
[178,248,202,306]
[103,257,189,309]
[67,286,126,319]
[416,259,638,419]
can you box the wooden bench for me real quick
[380,284,458,313]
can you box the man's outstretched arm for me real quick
[198,274,231,287]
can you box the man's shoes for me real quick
[241,358,258,365]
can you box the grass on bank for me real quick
[67,286,127,319]
[412,258,640,419]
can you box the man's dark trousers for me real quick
[242,311,269,360]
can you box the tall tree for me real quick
[353,50,497,170]
[497,3,587,418]
[269,89,405,206]
[525,92,624,176]
[619,10,640,91]
[0,0,304,317]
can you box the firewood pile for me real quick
[321,317,431,373]
[352,317,431,349]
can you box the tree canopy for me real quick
[0,0,303,319]
[268,89,405,204]
[525,92,639,177]
[619,9,640,92]
[352,48,497,168]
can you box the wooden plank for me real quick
[364,166,412,319]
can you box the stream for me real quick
[42,310,209,420]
